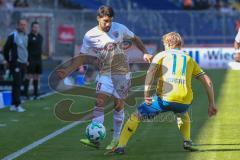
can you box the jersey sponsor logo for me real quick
[112,31,119,38]
[121,40,132,50]
[93,42,117,52]
[93,41,130,53]
[166,78,186,85]
[104,42,117,51]
[96,82,102,92]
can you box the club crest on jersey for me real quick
[104,42,116,51]
[112,31,119,38]
[121,40,132,50]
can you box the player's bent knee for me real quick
[95,98,105,107]
[114,100,124,111]
[114,105,124,111]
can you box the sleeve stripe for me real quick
[195,72,205,78]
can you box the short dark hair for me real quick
[31,21,39,28]
[97,5,114,18]
[17,18,27,25]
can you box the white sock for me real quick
[113,109,125,140]
[92,106,104,124]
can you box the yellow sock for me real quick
[177,112,191,141]
[117,114,140,147]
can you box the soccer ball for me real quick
[85,122,106,142]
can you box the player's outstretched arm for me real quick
[234,41,240,49]
[197,74,217,117]
[131,35,153,63]
[56,54,99,79]
[234,28,240,49]
[144,63,158,105]
[56,54,85,79]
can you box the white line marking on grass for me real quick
[2,92,116,160]
[10,119,19,122]
[0,123,7,127]
[39,91,56,98]
[43,107,50,110]
[2,92,60,160]
[2,121,82,160]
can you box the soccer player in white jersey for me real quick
[57,5,152,149]
[234,28,240,62]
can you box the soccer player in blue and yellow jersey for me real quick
[110,32,217,154]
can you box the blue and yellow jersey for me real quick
[151,49,205,104]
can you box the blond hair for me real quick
[162,32,183,49]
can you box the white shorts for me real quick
[96,73,131,99]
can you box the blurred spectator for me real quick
[24,21,43,100]
[183,0,194,9]
[213,0,222,9]
[0,0,13,26]
[194,0,210,10]
[235,20,240,30]
[230,0,240,9]
[14,0,28,7]
[179,0,240,10]
[59,0,82,9]
[0,0,13,9]
[0,53,5,80]
[0,35,7,78]
[0,37,2,49]
[219,2,233,14]
[3,18,28,112]
[234,27,240,62]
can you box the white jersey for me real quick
[80,22,134,75]
[235,28,240,43]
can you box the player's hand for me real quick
[56,69,68,79]
[143,53,153,63]
[4,60,9,68]
[208,105,217,117]
[234,42,240,50]
[79,65,85,73]
[234,53,240,62]
[144,97,152,105]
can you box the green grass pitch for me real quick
[0,70,240,160]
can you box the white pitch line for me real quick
[2,90,116,160]
[0,123,7,127]
[2,121,82,160]
[38,91,56,98]
[2,91,76,160]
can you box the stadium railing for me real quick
[0,9,238,58]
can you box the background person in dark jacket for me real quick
[3,18,28,112]
[24,21,43,99]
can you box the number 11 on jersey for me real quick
[172,54,187,76]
